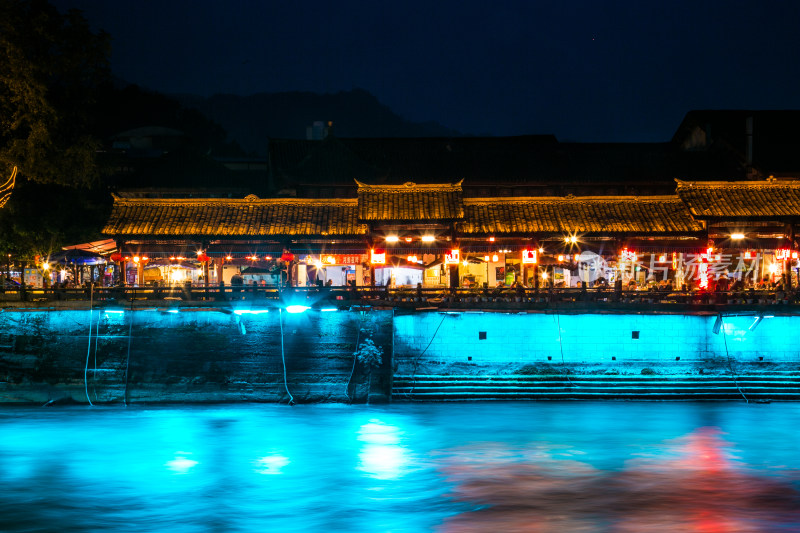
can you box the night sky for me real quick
[53,0,800,141]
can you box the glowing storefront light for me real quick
[421,235,435,242]
[731,233,745,240]
[699,263,709,289]
[385,235,399,243]
[444,249,460,265]
[521,249,537,264]
[370,249,386,265]
[620,248,637,262]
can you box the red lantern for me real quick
[109,253,123,262]
[280,252,295,262]
[197,253,210,262]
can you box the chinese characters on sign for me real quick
[521,249,538,264]
[444,249,460,265]
[370,250,386,265]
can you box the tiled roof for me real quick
[357,180,464,221]
[103,195,366,237]
[676,179,800,218]
[459,196,703,235]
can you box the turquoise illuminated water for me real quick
[1,402,799,532]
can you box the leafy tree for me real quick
[0,0,111,272]
[354,330,384,404]
[0,0,110,187]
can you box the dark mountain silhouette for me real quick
[175,88,463,156]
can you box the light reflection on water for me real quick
[0,402,799,532]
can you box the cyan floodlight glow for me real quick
[285,305,310,314]
[320,307,338,312]
[233,309,270,315]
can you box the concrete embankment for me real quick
[0,303,392,405]
[391,310,800,401]
[1,302,799,403]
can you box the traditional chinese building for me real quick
[100,111,800,289]
[102,177,800,289]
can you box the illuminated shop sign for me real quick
[521,249,537,264]
[370,250,386,265]
[444,249,460,265]
[620,248,637,262]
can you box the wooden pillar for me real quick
[215,257,224,284]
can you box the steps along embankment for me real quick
[392,374,800,401]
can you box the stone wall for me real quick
[2,306,799,404]
[393,311,800,375]
[0,307,393,404]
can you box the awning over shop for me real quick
[48,249,106,265]
[62,238,117,255]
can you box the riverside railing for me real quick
[1,284,799,311]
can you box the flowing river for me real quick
[1,402,799,532]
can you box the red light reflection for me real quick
[440,428,800,532]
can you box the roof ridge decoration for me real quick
[111,196,359,206]
[355,179,464,192]
[676,178,800,189]
[464,195,682,204]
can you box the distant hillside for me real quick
[175,88,463,156]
